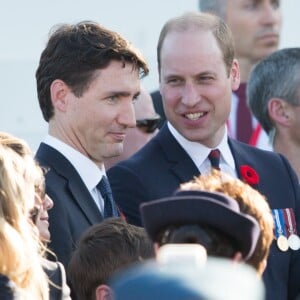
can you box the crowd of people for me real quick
[1,1,300,299]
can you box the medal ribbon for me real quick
[272,209,287,238]
[282,208,297,237]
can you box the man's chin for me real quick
[104,144,123,158]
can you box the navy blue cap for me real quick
[110,261,206,300]
[140,190,260,260]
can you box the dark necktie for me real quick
[208,149,221,170]
[97,176,118,218]
[236,83,252,143]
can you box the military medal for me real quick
[273,209,289,252]
[283,208,300,251]
[277,235,289,252]
[288,234,300,251]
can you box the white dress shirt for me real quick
[168,123,237,178]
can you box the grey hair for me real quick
[199,0,227,19]
[247,48,300,134]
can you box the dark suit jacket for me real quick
[108,124,300,300]
[0,274,19,299]
[42,258,71,300]
[35,143,103,268]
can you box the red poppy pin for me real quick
[240,165,259,186]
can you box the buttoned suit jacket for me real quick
[35,143,103,269]
[108,124,300,300]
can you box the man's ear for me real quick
[232,251,243,263]
[268,98,291,127]
[95,284,113,300]
[50,79,69,112]
[230,59,240,92]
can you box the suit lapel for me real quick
[36,143,103,224]
[157,125,200,182]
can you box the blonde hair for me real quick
[0,141,49,299]
[180,170,274,276]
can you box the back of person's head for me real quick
[179,170,274,275]
[157,12,235,78]
[0,144,49,299]
[110,256,265,300]
[36,20,149,122]
[68,218,154,300]
[110,260,207,300]
[141,186,260,265]
[157,224,238,260]
[0,131,32,157]
[199,0,226,19]
[247,47,300,135]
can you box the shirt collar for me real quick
[44,134,105,191]
[167,122,235,170]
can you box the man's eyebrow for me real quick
[195,71,216,76]
[107,91,140,97]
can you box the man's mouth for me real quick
[185,112,206,120]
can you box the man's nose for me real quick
[118,100,136,128]
[181,83,200,107]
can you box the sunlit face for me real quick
[104,88,158,169]
[61,60,141,166]
[159,29,240,148]
[33,192,53,242]
[226,0,282,64]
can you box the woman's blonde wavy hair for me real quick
[0,132,49,299]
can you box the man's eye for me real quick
[243,1,258,10]
[107,96,117,102]
[167,78,181,85]
[272,0,280,9]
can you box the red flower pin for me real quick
[240,165,259,185]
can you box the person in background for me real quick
[112,200,265,300]
[68,218,154,300]
[247,47,300,181]
[150,90,166,129]
[108,12,300,300]
[34,21,149,269]
[0,131,71,300]
[199,0,282,149]
[0,143,49,299]
[178,170,274,275]
[140,188,261,268]
[151,0,282,144]
[33,175,71,300]
[110,254,265,300]
[105,86,160,170]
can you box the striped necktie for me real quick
[97,176,119,218]
[208,149,221,170]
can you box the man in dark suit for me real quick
[108,12,300,300]
[199,0,282,149]
[35,21,149,269]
